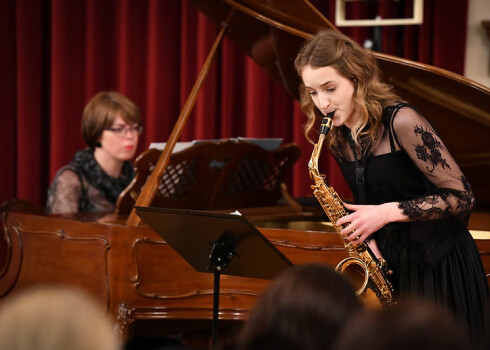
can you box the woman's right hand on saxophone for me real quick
[337,201,408,264]
[337,202,408,244]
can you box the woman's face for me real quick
[301,65,360,129]
[98,114,140,162]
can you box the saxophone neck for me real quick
[308,113,333,173]
[308,134,326,171]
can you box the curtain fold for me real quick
[0,0,16,205]
[1,0,469,208]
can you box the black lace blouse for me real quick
[337,103,489,344]
[45,149,134,214]
[337,103,475,265]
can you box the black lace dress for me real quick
[337,103,488,343]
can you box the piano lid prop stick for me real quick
[126,14,233,226]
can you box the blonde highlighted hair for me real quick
[0,286,121,350]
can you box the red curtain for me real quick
[0,0,468,209]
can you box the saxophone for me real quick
[308,113,395,306]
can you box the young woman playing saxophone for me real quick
[294,29,488,345]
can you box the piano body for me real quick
[1,0,490,342]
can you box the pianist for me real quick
[46,91,142,214]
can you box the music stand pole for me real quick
[212,270,220,346]
[134,207,293,348]
[208,239,235,347]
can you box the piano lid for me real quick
[190,0,490,209]
[190,0,333,100]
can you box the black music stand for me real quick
[135,206,292,346]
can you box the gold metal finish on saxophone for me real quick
[308,113,395,307]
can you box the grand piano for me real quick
[1,0,489,344]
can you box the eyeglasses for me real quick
[105,125,143,138]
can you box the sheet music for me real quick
[149,138,283,153]
[236,137,282,151]
[149,141,195,153]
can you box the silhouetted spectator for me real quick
[226,263,363,350]
[333,298,472,350]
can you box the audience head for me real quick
[234,263,362,350]
[333,298,472,350]
[81,91,142,149]
[0,286,121,350]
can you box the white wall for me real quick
[464,0,490,88]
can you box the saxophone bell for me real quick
[335,257,370,296]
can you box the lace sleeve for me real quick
[46,169,82,214]
[391,107,475,224]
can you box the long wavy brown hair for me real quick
[294,29,401,157]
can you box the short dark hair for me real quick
[81,91,142,148]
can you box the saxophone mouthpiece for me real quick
[319,112,334,135]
